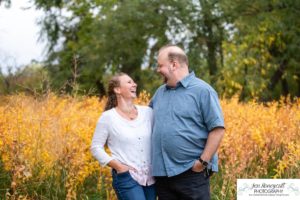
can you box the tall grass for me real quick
[0,93,299,199]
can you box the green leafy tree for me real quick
[219,0,300,100]
[25,0,300,100]
[32,0,228,96]
[33,0,169,96]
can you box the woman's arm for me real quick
[91,114,136,173]
[90,115,113,165]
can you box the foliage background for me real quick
[1,0,300,101]
[0,93,299,199]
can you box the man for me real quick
[150,44,225,200]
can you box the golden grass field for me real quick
[0,92,299,199]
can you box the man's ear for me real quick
[114,87,121,95]
[172,60,179,71]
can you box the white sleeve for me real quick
[90,114,113,166]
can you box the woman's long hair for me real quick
[104,72,127,111]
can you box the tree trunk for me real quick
[203,14,217,77]
[96,80,106,98]
[239,64,248,101]
[268,59,288,91]
[201,0,218,85]
[281,78,289,97]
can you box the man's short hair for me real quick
[159,44,189,66]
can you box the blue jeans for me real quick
[112,170,156,200]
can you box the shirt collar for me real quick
[180,71,195,88]
[165,71,195,90]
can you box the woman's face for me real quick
[115,74,137,99]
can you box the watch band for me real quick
[199,158,209,167]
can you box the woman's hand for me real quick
[115,163,130,174]
[108,159,137,174]
[191,159,205,172]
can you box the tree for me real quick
[27,0,300,100]
[219,0,300,100]
[31,0,229,95]
[33,0,169,96]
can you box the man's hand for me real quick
[191,160,206,172]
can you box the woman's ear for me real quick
[114,87,121,95]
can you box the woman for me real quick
[91,73,156,200]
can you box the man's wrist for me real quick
[198,157,209,168]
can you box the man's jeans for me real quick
[112,170,156,200]
[155,169,210,200]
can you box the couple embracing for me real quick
[91,45,225,200]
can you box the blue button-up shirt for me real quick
[150,72,224,177]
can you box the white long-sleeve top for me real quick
[91,105,155,186]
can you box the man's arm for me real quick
[201,127,225,161]
[192,127,225,172]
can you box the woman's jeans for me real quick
[112,169,156,200]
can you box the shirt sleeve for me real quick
[200,88,225,132]
[90,114,114,166]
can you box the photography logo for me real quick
[237,179,300,200]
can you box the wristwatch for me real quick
[198,157,209,168]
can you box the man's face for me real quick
[156,51,173,85]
